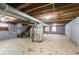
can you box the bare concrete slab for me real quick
[0,34,79,55]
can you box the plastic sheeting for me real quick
[65,17,79,45]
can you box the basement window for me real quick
[45,27,49,32]
[52,27,56,32]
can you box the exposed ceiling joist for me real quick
[5,3,79,24]
[33,4,79,19]
[17,3,30,10]
[55,3,76,10]
[45,20,71,24]
[31,4,78,15]
[60,10,79,16]
[34,9,79,22]
[25,3,51,13]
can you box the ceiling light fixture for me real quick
[44,14,52,20]
[43,3,57,21]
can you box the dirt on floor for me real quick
[0,34,79,55]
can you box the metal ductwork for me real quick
[0,3,47,42]
[0,3,44,24]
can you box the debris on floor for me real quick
[0,34,79,55]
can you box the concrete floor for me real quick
[0,34,79,55]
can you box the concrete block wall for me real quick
[0,24,17,40]
[65,17,79,45]
[0,31,17,40]
[43,25,65,35]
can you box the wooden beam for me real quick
[31,4,79,21]
[58,9,79,19]
[31,4,78,15]
[45,20,71,24]
[25,4,51,13]
[17,4,30,10]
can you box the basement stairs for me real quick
[17,25,32,37]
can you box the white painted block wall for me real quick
[0,31,17,39]
[65,17,79,45]
[0,24,17,40]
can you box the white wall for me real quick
[65,17,79,45]
[44,25,65,35]
[0,31,16,39]
[0,24,17,40]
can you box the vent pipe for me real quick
[0,3,44,24]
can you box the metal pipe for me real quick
[0,3,44,24]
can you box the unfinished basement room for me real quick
[0,3,79,55]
